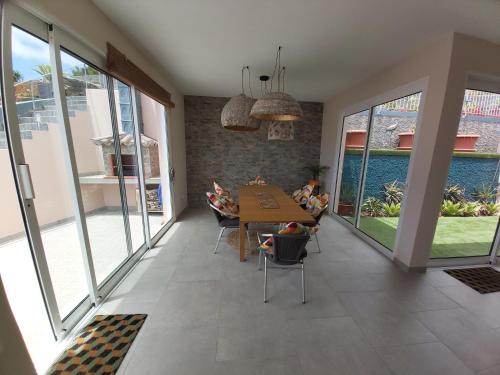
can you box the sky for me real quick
[12,26,85,82]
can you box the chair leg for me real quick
[246,228,251,249]
[264,257,268,303]
[214,227,225,254]
[315,232,321,253]
[301,262,306,304]
[258,250,262,270]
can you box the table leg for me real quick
[240,221,246,262]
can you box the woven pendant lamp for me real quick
[221,66,260,131]
[250,47,303,122]
[250,91,302,121]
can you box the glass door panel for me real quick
[11,26,88,317]
[431,89,500,258]
[59,49,130,285]
[334,110,370,223]
[358,92,422,250]
[137,92,174,237]
[114,79,145,252]
[0,78,55,373]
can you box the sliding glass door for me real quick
[334,92,422,252]
[58,49,135,285]
[0,50,55,372]
[358,93,422,250]
[334,110,370,223]
[9,26,90,318]
[430,88,500,259]
[0,3,175,371]
[135,90,174,239]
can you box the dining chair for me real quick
[207,200,250,254]
[304,205,328,253]
[258,233,309,304]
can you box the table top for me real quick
[239,185,316,223]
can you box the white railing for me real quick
[380,90,500,118]
[462,89,500,118]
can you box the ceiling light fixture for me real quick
[221,66,260,131]
[250,46,303,122]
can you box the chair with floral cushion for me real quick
[257,233,309,304]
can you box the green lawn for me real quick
[358,216,499,258]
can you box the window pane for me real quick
[11,26,88,317]
[114,79,145,252]
[358,93,422,250]
[1,28,55,371]
[137,92,173,237]
[431,89,500,258]
[334,110,369,223]
[60,48,130,284]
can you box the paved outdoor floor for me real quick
[0,211,163,372]
[90,208,500,375]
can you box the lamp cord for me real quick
[270,46,282,92]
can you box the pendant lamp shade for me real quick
[250,91,303,122]
[221,94,260,131]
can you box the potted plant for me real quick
[454,134,479,152]
[306,165,329,187]
[345,129,367,149]
[397,126,415,150]
[338,183,356,216]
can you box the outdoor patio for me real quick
[0,210,163,371]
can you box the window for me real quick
[334,92,422,252]
[431,89,500,259]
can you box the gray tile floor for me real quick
[96,208,500,375]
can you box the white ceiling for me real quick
[92,0,500,102]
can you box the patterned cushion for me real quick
[292,184,315,204]
[206,192,239,219]
[306,193,329,217]
[258,222,317,254]
[213,181,234,203]
[248,176,267,186]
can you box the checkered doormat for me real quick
[444,267,500,294]
[48,314,147,375]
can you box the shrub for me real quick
[339,183,356,205]
[382,202,401,217]
[361,197,384,217]
[480,202,500,216]
[443,185,465,204]
[383,180,404,205]
[472,184,497,203]
[461,201,479,217]
[441,200,463,216]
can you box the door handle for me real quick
[18,164,35,200]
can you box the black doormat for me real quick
[444,267,500,294]
[48,314,147,375]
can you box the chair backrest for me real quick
[271,234,310,265]
[207,199,224,224]
[314,204,329,224]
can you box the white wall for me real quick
[17,0,188,217]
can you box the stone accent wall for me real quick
[185,96,323,208]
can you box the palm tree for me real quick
[33,64,51,76]
[13,70,23,83]
[71,65,98,77]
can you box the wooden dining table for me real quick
[238,185,316,261]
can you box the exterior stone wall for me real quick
[344,112,500,152]
[185,95,323,208]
